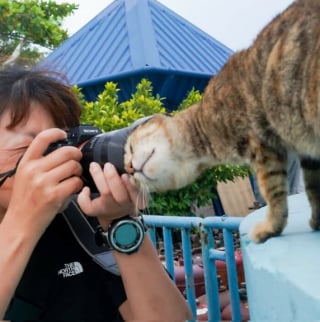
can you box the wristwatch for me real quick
[95,216,146,254]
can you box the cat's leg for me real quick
[250,148,288,243]
[300,157,320,230]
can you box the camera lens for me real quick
[81,127,130,174]
[79,116,153,191]
[80,127,130,190]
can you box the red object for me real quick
[215,259,228,289]
[197,303,208,321]
[198,290,230,311]
[221,302,250,321]
[235,250,245,287]
[216,250,245,289]
[174,264,205,297]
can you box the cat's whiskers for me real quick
[135,182,151,216]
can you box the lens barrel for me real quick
[80,116,153,191]
[81,127,130,176]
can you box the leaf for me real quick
[0,0,78,66]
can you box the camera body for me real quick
[45,125,102,154]
[46,117,152,191]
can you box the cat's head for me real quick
[124,114,210,192]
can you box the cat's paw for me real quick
[249,221,281,243]
[309,217,320,231]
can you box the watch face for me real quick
[114,222,139,245]
[109,218,145,254]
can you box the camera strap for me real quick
[62,198,120,276]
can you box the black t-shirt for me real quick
[4,214,127,321]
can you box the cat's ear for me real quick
[131,115,154,129]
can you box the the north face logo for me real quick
[58,262,84,278]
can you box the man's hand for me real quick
[77,162,147,229]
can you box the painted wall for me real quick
[240,193,320,320]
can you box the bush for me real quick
[76,79,250,216]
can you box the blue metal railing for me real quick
[143,215,243,322]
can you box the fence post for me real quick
[200,223,222,322]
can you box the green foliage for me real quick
[81,80,166,131]
[79,79,250,216]
[175,87,203,111]
[150,164,249,216]
[0,0,78,65]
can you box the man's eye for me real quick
[7,146,28,159]
[12,146,28,152]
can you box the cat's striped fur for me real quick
[124,0,320,243]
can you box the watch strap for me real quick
[63,198,120,275]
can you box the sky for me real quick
[57,0,295,51]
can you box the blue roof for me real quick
[40,0,233,109]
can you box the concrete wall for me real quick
[239,193,320,320]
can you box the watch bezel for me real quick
[107,216,145,254]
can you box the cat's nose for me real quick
[126,161,134,174]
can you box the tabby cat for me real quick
[124,0,320,243]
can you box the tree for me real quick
[0,0,78,66]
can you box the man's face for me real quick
[0,102,56,215]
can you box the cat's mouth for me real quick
[128,149,156,183]
[132,170,157,183]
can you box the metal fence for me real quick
[143,214,243,322]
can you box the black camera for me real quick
[45,116,152,191]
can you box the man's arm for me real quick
[116,235,192,321]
